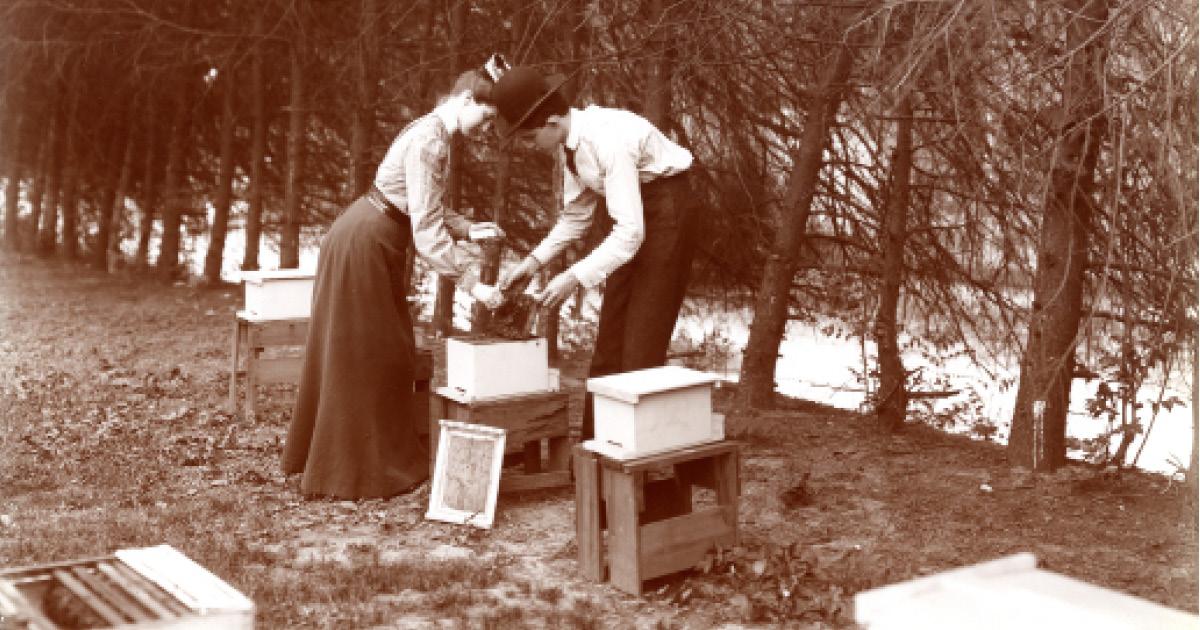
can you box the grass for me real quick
[1,253,1196,629]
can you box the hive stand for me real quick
[228,310,431,421]
[573,440,741,595]
[429,388,572,493]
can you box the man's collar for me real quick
[432,100,458,135]
[564,107,583,150]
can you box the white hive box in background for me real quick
[241,269,314,320]
[0,544,255,629]
[586,365,723,459]
[854,552,1200,630]
[445,337,555,400]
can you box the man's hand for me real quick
[498,256,539,293]
[468,222,505,243]
[534,271,580,310]
[469,283,504,309]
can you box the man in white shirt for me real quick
[494,66,697,440]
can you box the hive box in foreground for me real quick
[585,365,723,459]
[445,336,557,401]
[0,544,254,629]
[854,552,1199,630]
[241,269,314,320]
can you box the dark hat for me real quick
[491,67,568,137]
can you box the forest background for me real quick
[0,0,1197,481]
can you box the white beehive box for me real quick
[445,337,555,400]
[241,269,314,320]
[585,365,723,459]
[854,552,1200,630]
[0,544,255,629]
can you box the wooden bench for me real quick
[228,310,431,421]
[429,388,572,493]
[573,440,741,595]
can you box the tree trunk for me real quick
[157,81,192,281]
[432,0,468,337]
[349,0,380,200]
[105,109,137,272]
[736,44,854,410]
[135,107,159,271]
[58,119,80,261]
[204,67,238,285]
[1188,341,1198,491]
[26,104,53,252]
[533,1,588,357]
[642,0,670,128]
[874,96,913,432]
[280,22,306,270]
[3,111,23,251]
[472,153,509,329]
[36,97,63,257]
[402,2,439,308]
[97,108,133,270]
[243,7,267,272]
[1008,0,1109,471]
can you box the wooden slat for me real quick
[0,555,115,577]
[96,561,177,620]
[228,318,244,412]
[608,441,740,474]
[107,560,192,616]
[715,451,740,505]
[639,506,737,581]
[430,391,570,465]
[603,467,643,595]
[675,457,716,489]
[245,319,308,346]
[546,436,572,472]
[453,389,569,407]
[51,568,126,626]
[640,477,693,524]
[251,356,303,384]
[499,470,570,493]
[413,349,434,379]
[433,392,570,446]
[70,565,155,623]
[573,447,604,582]
[522,441,542,474]
[1,580,59,630]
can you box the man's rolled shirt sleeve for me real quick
[529,161,599,268]
[567,145,644,289]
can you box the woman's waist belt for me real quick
[366,186,409,225]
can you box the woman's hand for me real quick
[534,271,580,310]
[498,256,539,293]
[469,283,504,309]
[468,222,505,242]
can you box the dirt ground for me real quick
[1,252,1197,629]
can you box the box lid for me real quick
[115,545,255,613]
[587,365,719,404]
[240,268,315,284]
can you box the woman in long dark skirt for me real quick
[282,59,507,500]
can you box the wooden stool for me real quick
[574,440,740,595]
[228,310,432,420]
[227,311,307,419]
[429,388,572,493]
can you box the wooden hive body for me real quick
[445,337,556,400]
[240,269,314,320]
[0,545,254,629]
[853,552,1200,630]
[586,366,723,459]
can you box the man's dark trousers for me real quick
[581,173,696,440]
